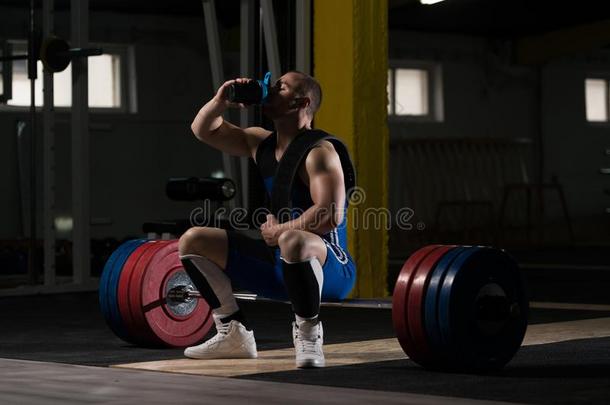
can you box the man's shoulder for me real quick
[314,139,338,154]
[304,140,341,171]
[306,129,340,156]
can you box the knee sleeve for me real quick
[281,256,324,318]
[180,254,239,319]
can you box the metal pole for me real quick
[71,0,91,284]
[536,65,545,244]
[240,0,257,211]
[42,0,56,286]
[260,0,281,80]
[27,0,37,285]
[1,42,14,103]
[295,0,312,74]
[202,0,239,210]
[202,0,223,91]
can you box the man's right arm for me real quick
[190,79,270,160]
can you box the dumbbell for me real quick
[0,36,103,73]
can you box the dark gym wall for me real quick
[2,5,609,245]
[389,30,610,244]
[543,57,610,243]
[389,31,538,141]
[0,6,233,240]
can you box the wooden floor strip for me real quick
[2,358,517,405]
[522,317,610,346]
[113,317,610,377]
[114,337,405,377]
[529,301,610,311]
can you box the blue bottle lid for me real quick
[259,71,272,103]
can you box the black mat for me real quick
[0,292,608,366]
[0,292,609,404]
[240,337,610,405]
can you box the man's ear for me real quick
[288,98,300,109]
[291,97,310,109]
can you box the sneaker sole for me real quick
[296,359,325,368]
[184,351,258,360]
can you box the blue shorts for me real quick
[224,229,356,301]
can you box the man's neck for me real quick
[274,119,311,151]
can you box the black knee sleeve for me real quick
[180,255,239,315]
[181,258,221,309]
[281,257,324,318]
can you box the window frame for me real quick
[388,59,444,123]
[0,41,13,104]
[584,74,610,125]
[0,40,135,114]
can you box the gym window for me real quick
[387,61,444,122]
[585,78,609,122]
[0,41,134,112]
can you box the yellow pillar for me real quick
[314,0,389,297]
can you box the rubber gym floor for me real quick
[1,256,609,405]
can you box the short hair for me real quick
[287,70,322,118]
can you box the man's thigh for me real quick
[224,229,356,301]
[224,229,287,299]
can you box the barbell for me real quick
[99,238,528,373]
[0,36,103,73]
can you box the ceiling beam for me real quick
[388,0,419,9]
[516,19,610,65]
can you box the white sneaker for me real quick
[293,320,325,368]
[184,318,257,359]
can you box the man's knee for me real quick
[178,226,223,257]
[178,227,200,255]
[278,230,323,262]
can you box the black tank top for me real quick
[254,131,350,261]
[255,131,314,212]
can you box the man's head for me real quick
[263,71,322,122]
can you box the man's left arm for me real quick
[279,143,346,235]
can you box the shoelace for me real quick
[295,330,320,354]
[206,321,231,345]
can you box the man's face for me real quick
[263,72,304,119]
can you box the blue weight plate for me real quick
[99,240,142,323]
[99,246,120,321]
[100,239,147,342]
[438,246,480,350]
[423,246,467,354]
[108,239,148,342]
[438,246,528,372]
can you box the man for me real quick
[179,71,356,368]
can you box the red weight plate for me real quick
[117,240,166,345]
[141,240,214,347]
[392,245,443,364]
[407,245,456,366]
[127,240,172,346]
